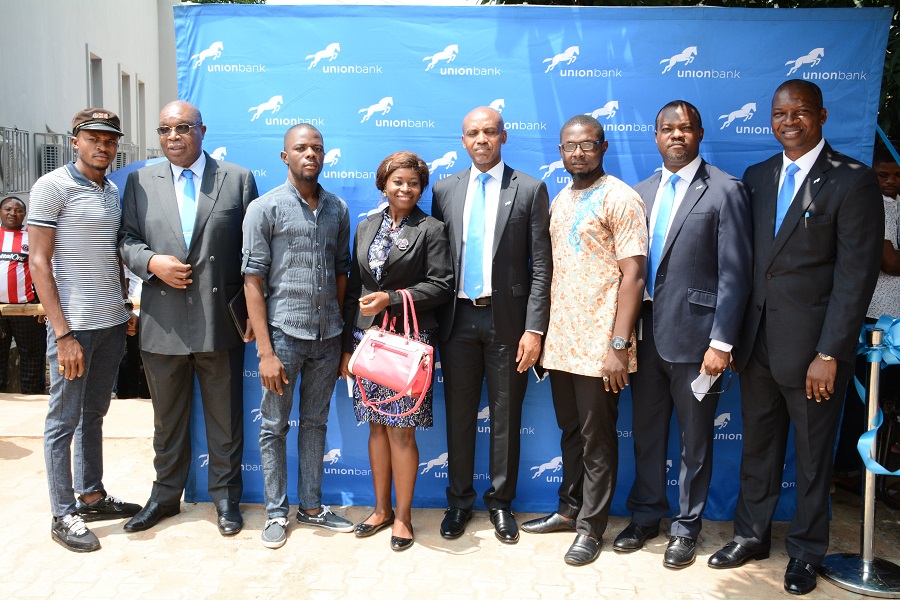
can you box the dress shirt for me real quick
[169,152,206,213]
[778,137,825,203]
[458,161,505,299]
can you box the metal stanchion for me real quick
[821,328,900,597]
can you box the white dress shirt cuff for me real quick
[709,339,733,353]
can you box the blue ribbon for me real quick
[854,315,900,476]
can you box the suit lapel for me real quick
[492,165,516,257]
[386,209,425,269]
[190,153,221,251]
[769,146,831,261]
[356,213,382,275]
[661,162,709,259]
[449,169,470,256]
[154,163,187,252]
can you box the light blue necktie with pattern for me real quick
[648,173,679,298]
[464,172,491,299]
[775,162,800,236]
[181,169,196,247]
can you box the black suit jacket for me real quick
[634,160,752,363]
[342,205,454,353]
[734,142,883,387]
[431,165,552,345]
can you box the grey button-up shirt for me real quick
[242,181,351,341]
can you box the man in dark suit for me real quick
[431,106,552,544]
[708,80,883,596]
[611,101,751,569]
[119,100,258,536]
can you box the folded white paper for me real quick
[691,371,721,401]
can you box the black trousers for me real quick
[549,369,619,539]
[141,347,244,505]
[0,314,46,393]
[441,302,527,511]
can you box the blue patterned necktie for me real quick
[775,162,800,236]
[463,172,491,299]
[647,173,679,298]
[181,169,196,247]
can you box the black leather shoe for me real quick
[489,508,519,544]
[708,541,770,569]
[216,499,243,536]
[521,512,576,534]
[564,534,601,566]
[664,536,696,569]
[123,500,181,532]
[784,558,817,595]
[390,524,414,552]
[613,521,660,552]
[355,512,395,538]
[440,507,472,539]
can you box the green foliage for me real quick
[484,0,900,138]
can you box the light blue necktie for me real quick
[647,173,679,298]
[180,169,196,247]
[463,172,491,300]
[774,162,800,236]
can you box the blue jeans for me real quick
[259,327,340,517]
[44,323,126,517]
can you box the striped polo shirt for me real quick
[0,227,35,303]
[28,162,129,330]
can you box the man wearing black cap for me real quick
[29,108,142,552]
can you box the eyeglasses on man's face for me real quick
[559,141,602,153]
[156,123,202,136]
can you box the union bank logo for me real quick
[249,94,325,128]
[306,41,382,75]
[530,456,562,480]
[357,97,435,129]
[321,148,377,181]
[659,46,739,79]
[428,151,457,174]
[210,146,227,161]
[543,46,622,79]
[419,451,448,476]
[584,100,652,136]
[323,448,341,464]
[784,47,866,81]
[198,453,209,468]
[192,40,265,74]
[713,412,742,440]
[540,159,565,181]
[544,46,579,72]
[424,44,500,76]
[587,101,619,120]
[719,103,769,135]
[324,148,341,167]
[307,42,340,68]
[191,42,223,68]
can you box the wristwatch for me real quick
[818,352,835,361]
[611,336,632,351]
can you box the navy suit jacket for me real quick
[431,165,552,345]
[734,142,883,387]
[634,160,752,363]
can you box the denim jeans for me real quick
[259,327,340,517]
[44,323,126,517]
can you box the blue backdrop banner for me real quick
[175,4,891,520]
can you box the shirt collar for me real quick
[660,154,702,185]
[469,161,505,184]
[65,161,112,190]
[782,137,825,173]
[169,152,206,181]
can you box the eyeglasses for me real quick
[156,123,202,136]
[697,370,735,396]
[559,141,602,153]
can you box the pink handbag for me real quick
[348,289,434,418]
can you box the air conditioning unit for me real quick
[113,151,129,172]
[40,144,66,176]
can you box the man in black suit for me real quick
[611,101,751,569]
[120,100,258,536]
[708,80,883,596]
[431,106,552,544]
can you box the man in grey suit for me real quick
[119,100,259,536]
[611,101,752,569]
[708,80,882,596]
[431,106,552,544]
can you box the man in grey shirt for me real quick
[243,124,353,549]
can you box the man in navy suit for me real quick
[611,100,752,569]
[431,106,552,544]
[708,80,882,596]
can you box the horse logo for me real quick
[587,100,619,120]
[250,408,262,423]
[540,159,565,180]
[357,201,389,220]
[198,453,209,468]
[323,448,341,464]
[714,412,731,430]
[666,459,673,472]
[306,42,340,69]
[718,103,756,129]
[477,405,490,423]
[190,41,223,69]
[248,95,284,122]
[660,46,697,74]
[419,452,449,474]
[210,147,227,161]
[427,151,457,174]
[543,46,579,73]
[489,99,505,113]
[786,48,824,76]
[324,148,341,167]
[424,44,459,71]
[531,456,563,478]
[358,97,393,123]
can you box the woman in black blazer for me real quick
[339,151,453,551]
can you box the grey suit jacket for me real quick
[119,153,259,354]
[635,160,752,363]
[431,164,552,345]
[341,205,454,353]
[734,142,883,387]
